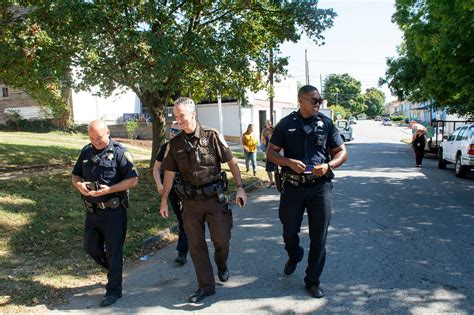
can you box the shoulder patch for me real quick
[124,151,135,164]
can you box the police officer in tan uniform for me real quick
[160,97,248,303]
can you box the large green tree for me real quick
[380,0,473,117]
[0,6,79,127]
[0,1,336,160]
[323,73,365,115]
[363,87,385,117]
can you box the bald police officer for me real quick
[160,97,248,303]
[267,85,348,298]
[72,120,138,307]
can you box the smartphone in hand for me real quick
[304,165,314,174]
[86,181,100,191]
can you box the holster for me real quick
[220,171,229,191]
[274,166,283,193]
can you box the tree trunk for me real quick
[141,91,168,167]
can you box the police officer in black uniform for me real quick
[72,120,139,307]
[267,85,348,298]
[160,97,248,303]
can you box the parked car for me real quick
[382,118,392,126]
[336,120,353,142]
[349,117,357,124]
[374,116,382,121]
[438,123,474,177]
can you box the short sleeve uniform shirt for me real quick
[270,111,344,173]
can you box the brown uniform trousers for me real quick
[183,197,232,293]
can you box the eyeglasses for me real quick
[169,128,180,134]
[301,96,323,105]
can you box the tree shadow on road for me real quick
[56,141,473,313]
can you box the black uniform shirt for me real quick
[161,124,233,186]
[72,138,139,202]
[270,111,344,173]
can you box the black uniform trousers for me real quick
[279,179,332,286]
[182,197,232,293]
[84,206,127,296]
[414,147,424,165]
[168,188,188,254]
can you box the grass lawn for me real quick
[232,151,265,161]
[0,132,265,311]
[0,131,152,170]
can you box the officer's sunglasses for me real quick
[169,127,180,134]
[301,96,323,105]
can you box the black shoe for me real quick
[99,293,122,307]
[305,284,325,298]
[175,252,187,265]
[188,288,215,303]
[284,259,298,275]
[284,247,304,275]
[218,267,229,282]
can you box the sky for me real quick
[280,0,403,102]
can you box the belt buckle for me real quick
[97,202,106,209]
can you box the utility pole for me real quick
[269,48,274,125]
[217,92,224,135]
[320,73,323,94]
[305,49,309,85]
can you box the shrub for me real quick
[5,109,25,130]
[126,120,139,139]
[391,115,404,122]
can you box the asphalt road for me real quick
[55,120,474,314]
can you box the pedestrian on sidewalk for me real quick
[261,120,276,187]
[71,120,139,307]
[160,97,248,303]
[153,121,188,265]
[267,85,348,299]
[242,124,258,176]
[412,128,426,167]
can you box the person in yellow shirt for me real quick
[242,124,258,176]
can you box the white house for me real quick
[195,77,298,142]
[71,77,299,141]
[72,88,142,124]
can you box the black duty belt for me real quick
[83,197,121,210]
[283,172,322,186]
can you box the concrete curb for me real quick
[141,179,264,248]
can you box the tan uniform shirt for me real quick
[162,124,234,186]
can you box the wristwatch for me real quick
[327,162,334,171]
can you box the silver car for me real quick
[438,124,474,177]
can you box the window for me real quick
[448,128,460,141]
[467,125,474,140]
[2,87,8,97]
[456,126,467,141]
